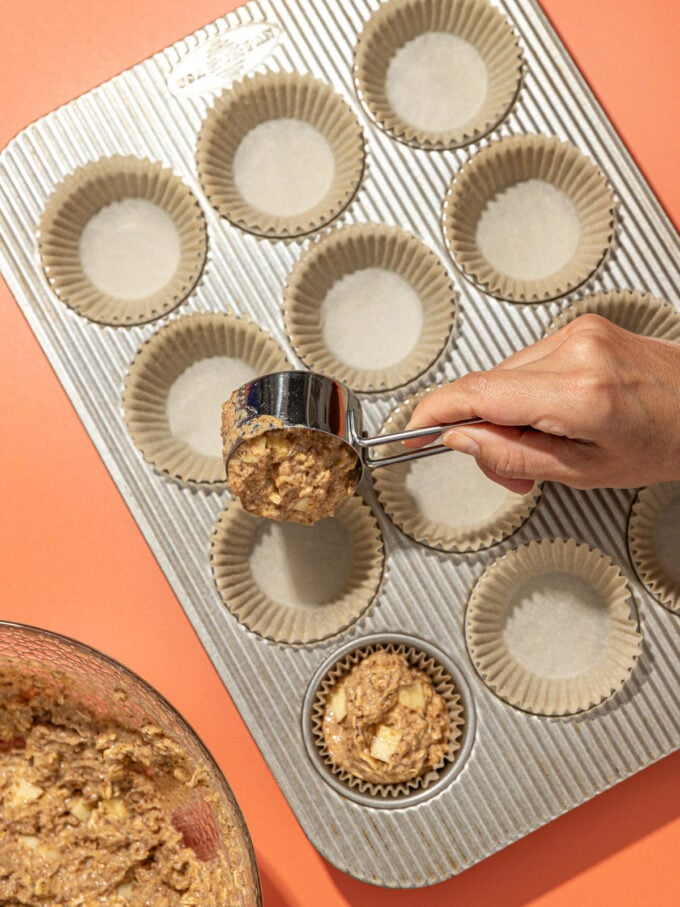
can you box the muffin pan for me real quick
[1,0,679,890]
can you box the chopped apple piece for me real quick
[117,882,134,900]
[398,682,425,713]
[329,687,347,723]
[70,797,95,822]
[369,725,402,762]
[18,835,39,849]
[39,845,60,862]
[10,777,44,806]
[101,797,128,819]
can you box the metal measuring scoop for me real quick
[223,370,484,479]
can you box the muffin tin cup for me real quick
[196,71,365,239]
[372,393,542,551]
[465,538,642,716]
[546,289,680,341]
[628,482,680,614]
[210,496,385,646]
[442,134,616,303]
[122,311,290,486]
[353,0,523,150]
[283,222,458,393]
[38,155,207,326]
[303,634,473,807]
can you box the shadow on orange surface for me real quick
[324,750,680,905]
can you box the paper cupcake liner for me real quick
[306,636,467,803]
[122,311,290,486]
[196,71,365,239]
[354,0,523,150]
[38,155,207,326]
[442,134,616,303]
[628,482,680,614]
[465,538,642,716]
[372,393,541,551]
[210,496,385,645]
[283,223,458,393]
[546,290,680,342]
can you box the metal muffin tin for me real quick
[1,0,678,889]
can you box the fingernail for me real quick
[444,429,480,457]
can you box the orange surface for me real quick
[0,1,678,905]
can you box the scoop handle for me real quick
[352,417,486,469]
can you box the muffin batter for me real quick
[222,391,360,525]
[322,651,450,785]
[0,669,239,905]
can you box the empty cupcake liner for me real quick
[304,635,469,805]
[628,482,680,614]
[196,71,365,239]
[465,538,642,716]
[210,496,385,645]
[372,393,542,551]
[38,155,207,326]
[354,0,523,150]
[122,311,290,486]
[442,134,616,303]
[546,289,680,341]
[282,222,458,393]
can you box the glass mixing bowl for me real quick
[0,620,262,906]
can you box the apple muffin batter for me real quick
[0,669,239,905]
[322,650,451,785]
[222,389,360,525]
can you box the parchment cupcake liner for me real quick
[442,134,616,303]
[546,290,680,342]
[283,223,458,393]
[465,538,642,716]
[210,496,385,645]
[372,393,541,551]
[122,312,289,486]
[628,482,680,614]
[306,636,467,803]
[354,0,523,151]
[38,155,207,325]
[196,71,365,239]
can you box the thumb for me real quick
[443,424,594,488]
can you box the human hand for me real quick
[405,313,680,494]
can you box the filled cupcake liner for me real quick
[38,155,207,325]
[465,538,642,716]
[628,482,680,614]
[283,222,458,393]
[196,71,365,239]
[442,134,616,303]
[209,496,385,645]
[122,311,290,486]
[546,290,680,342]
[354,0,523,151]
[372,393,541,551]
[308,638,466,801]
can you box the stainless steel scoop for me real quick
[224,370,483,476]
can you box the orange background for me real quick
[0,2,678,905]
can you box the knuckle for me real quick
[563,326,611,362]
[457,371,493,400]
[479,448,527,481]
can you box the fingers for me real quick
[492,324,572,372]
[491,314,621,372]
[443,424,599,488]
[405,368,585,447]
